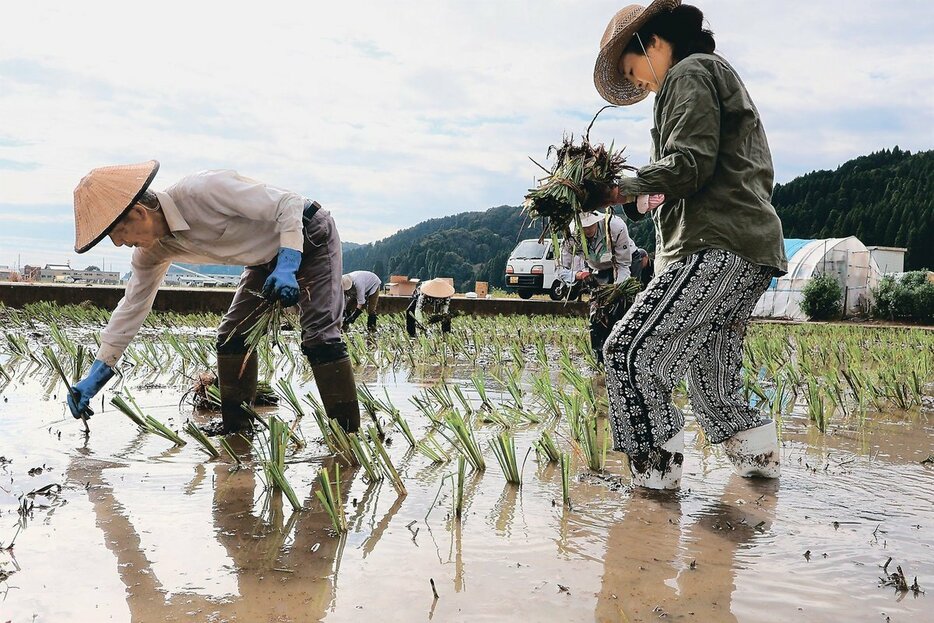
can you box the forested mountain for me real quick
[773,147,932,270]
[343,148,932,290]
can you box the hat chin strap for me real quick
[635,33,662,91]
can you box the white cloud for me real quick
[1,0,932,272]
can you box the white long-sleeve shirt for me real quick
[97,169,307,366]
[557,215,634,285]
[346,270,382,306]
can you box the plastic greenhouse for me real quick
[753,238,883,320]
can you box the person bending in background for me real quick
[405,278,455,337]
[342,270,382,332]
[556,210,636,364]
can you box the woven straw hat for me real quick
[341,275,353,291]
[593,0,681,105]
[73,160,160,253]
[421,278,455,299]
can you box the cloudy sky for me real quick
[1,0,932,272]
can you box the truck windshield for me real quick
[510,240,547,260]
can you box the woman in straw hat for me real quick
[405,278,455,337]
[68,162,361,434]
[590,2,787,489]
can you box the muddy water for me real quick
[1,369,932,623]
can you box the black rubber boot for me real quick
[216,351,258,433]
[366,313,377,332]
[311,356,361,433]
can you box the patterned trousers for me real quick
[603,249,774,457]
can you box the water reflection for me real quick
[65,433,373,621]
[597,476,779,622]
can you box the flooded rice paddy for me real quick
[0,304,932,622]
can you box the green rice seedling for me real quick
[349,432,383,482]
[470,373,494,411]
[260,416,303,511]
[439,411,486,472]
[561,391,584,441]
[111,394,187,446]
[533,429,561,463]
[184,420,221,458]
[532,373,563,421]
[501,371,524,409]
[510,342,526,369]
[110,394,150,431]
[454,456,466,519]
[367,426,407,496]
[356,384,387,438]
[560,451,572,509]
[276,378,305,418]
[806,380,829,433]
[577,415,607,472]
[409,394,443,425]
[416,433,450,463]
[490,431,522,485]
[426,383,456,412]
[451,384,475,415]
[41,345,91,431]
[390,409,416,448]
[219,436,244,467]
[326,418,356,465]
[315,464,347,533]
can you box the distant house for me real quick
[37,263,121,284]
[163,264,243,287]
[0,265,16,281]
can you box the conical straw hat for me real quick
[593,0,681,106]
[421,278,455,299]
[73,160,160,253]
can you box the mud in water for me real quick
[1,361,933,622]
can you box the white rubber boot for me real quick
[722,420,781,478]
[629,428,684,490]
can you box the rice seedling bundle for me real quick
[523,108,633,243]
[591,278,642,310]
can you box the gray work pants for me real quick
[217,208,345,351]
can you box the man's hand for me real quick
[67,359,115,419]
[575,270,592,281]
[262,248,302,306]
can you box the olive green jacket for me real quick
[617,53,787,274]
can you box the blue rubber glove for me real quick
[67,359,115,419]
[262,247,302,306]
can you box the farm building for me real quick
[754,237,883,320]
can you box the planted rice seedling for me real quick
[439,410,486,472]
[367,426,407,496]
[184,420,221,458]
[255,416,302,512]
[315,464,347,533]
[533,429,561,463]
[560,451,572,509]
[490,431,522,485]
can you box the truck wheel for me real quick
[549,281,566,301]
[517,290,533,300]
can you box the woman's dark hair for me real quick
[623,4,715,62]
